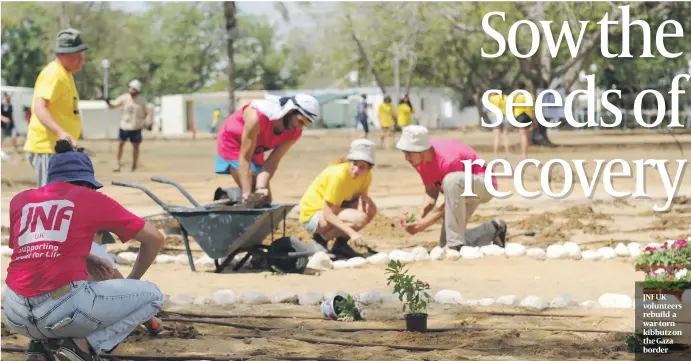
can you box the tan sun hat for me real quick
[346,139,376,165]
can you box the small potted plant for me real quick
[399,211,417,227]
[321,295,363,321]
[385,260,431,332]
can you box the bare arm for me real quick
[239,107,260,199]
[360,193,377,223]
[418,185,445,229]
[127,223,164,280]
[33,97,70,140]
[417,185,439,219]
[1,116,10,123]
[321,201,358,239]
[256,138,297,189]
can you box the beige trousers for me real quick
[439,171,496,248]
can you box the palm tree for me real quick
[223,1,237,113]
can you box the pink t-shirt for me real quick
[6,182,145,297]
[415,139,498,192]
[216,104,302,165]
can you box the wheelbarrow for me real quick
[111,177,314,274]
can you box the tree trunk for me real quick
[224,1,237,113]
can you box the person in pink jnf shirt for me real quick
[395,125,507,250]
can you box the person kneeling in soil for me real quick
[299,139,378,258]
[3,140,165,361]
[396,125,507,250]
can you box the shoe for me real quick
[25,340,56,361]
[331,237,366,259]
[491,220,508,248]
[55,338,100,361]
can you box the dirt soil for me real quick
[2,129,691,360]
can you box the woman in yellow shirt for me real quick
[511,81,533,160]
[299,139,377,258]
[377,95,395,149]
[396,95,415,128]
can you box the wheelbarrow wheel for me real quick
[268,236,309,274]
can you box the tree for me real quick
[224,1,237,113]
[1,20,47,87]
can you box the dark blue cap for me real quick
[47,150,102,189]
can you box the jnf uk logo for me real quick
[17,200,75,246]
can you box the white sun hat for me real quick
[346,139,376,165]
[254,93,321,123]
[396,125,432,152]
[128,79,142,92]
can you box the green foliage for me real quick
[334,295,363,322]
[0,1,309,99]
[385,260,431,316]
[1,20,47,87]
[634,239,691,267]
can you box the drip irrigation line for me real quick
[163,311,323,320]
[0,348,366,361]
[163,309,628,320]
[161,317,632,335]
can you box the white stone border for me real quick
[0,240,664,270]
[155,288,691,311]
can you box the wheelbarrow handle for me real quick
[150,177,201,208]
[111,180,171,212]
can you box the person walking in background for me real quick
[377,95,395,149]
[211,108,222,134]
[488,88,510,158]
[511,81,532,159]
[356,94,369,138]
[24,28,87,188]
[107,79,151,172]
[2,92,21,159]
[396,94,415,129]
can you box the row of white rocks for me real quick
[0,241,654,270]
[307,241,651,271]
[161,288,690,311]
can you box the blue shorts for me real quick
[214,154,261,174]
[118,129,142,143]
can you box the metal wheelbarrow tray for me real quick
[112,177,313,274]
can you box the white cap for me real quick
[128,79,142,92]
[292,94,320,123]
[346,139,376,165]
[396,125,432,152]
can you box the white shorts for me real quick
[90,242,118,270]
[302,210,322,234]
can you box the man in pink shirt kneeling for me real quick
[396,125,508,250]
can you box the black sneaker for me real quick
[25,341,57,361]
[55,338,100,361]
[331,237,366,259]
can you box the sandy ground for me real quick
[2,128,691,360]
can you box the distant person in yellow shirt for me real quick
[211,108,221,134]
[299,139,377,259]
[488,89,511,158]
[396,95,415,129]
[377,95,395,149]
[24,29,87,187]
[510,81,532,160]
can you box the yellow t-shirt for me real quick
[299,162,372,223]
[512,91,534,118]
[397,103,414,127]
[377,102,394,128]
[24,60,81,154]
[212,109,221,125]
[488,93,506,115]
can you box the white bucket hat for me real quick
[346,139,376,165]
[396,125,432,153]
[128,79,142,92]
